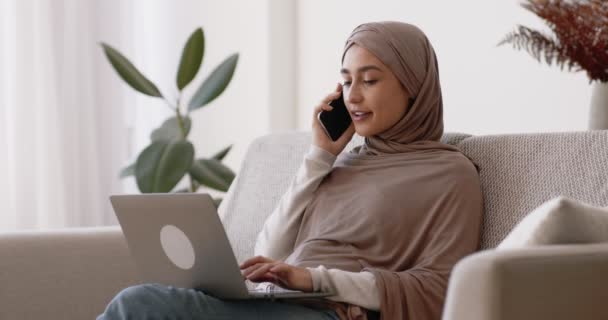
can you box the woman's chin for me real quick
[354,126,377,137]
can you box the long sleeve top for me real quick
[254,145,381,310]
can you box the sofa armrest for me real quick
[443,243,608,320]
[0,226,140,320]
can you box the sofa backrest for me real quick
[458,131,608,249]
[218,132,471,263]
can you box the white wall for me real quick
[295,0,591,135]
[157,0,274,171]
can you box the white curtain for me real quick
[0,0,264,231]
[0,0,135,231]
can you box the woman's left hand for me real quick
[240,256,314,292]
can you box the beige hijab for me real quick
[343,21,452,155]
[285,22,484,320]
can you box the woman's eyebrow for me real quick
[340,65,383,75]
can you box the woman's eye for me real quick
[342,80,376,87]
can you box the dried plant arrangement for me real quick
[498,0,608,83]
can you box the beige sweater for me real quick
[254,145,381,311]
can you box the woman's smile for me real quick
[351,110,373,121]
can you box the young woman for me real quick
[98,21,483,320]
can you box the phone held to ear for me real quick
[317,92,352,141]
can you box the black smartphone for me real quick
[317,92,352,141]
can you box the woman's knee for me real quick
[100,283,171,319]
[115,283,166,304]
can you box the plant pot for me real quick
[589,81,608,130]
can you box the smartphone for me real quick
[317,92,352,141]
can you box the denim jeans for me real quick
[97,283,341,320]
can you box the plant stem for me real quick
[174,95,195,193]
[174,97,187,140]
[188,174,197,193]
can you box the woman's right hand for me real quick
[240,256,314,292]
[312,83,356,156]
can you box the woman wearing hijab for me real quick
[97,21,483,320]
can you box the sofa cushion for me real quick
[218,132,471,263]
[0,227,139,319]
[497,196,608,249]
[457,131,608,250]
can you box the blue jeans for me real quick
[97,283,340,320]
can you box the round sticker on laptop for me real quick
[160,225,196,270]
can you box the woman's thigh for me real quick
[97,283,340,320]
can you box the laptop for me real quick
[110,193,333,300]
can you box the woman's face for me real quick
[341,44,411,137]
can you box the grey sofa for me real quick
[1,131,607,320]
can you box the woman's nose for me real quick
[345,86,363,104]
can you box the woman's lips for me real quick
[351,111,372,121]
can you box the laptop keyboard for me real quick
[245,280,260,291]
[245,280,300,293]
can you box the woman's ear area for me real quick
[400,84,414,110]
[407,96,416,109]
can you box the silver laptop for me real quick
[110,193,333,300]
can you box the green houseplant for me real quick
[101,27,238,200]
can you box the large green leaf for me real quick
[177,28,205,90]
[188,53,239,111]
[189,158,235,192]
[212,144,233,161]
[119,163,135,178]
[100,43,163,97]
[150,116,192,141]
[135,140,194,193]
